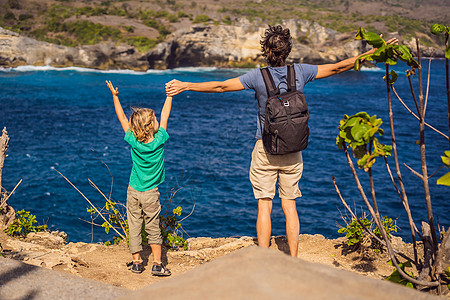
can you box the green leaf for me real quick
[407,58,419,68]
[394,45,413,62]
[385,58,397,66]
[351,124,371,141]
[383,70,398,84]
[354,112,371,120]
[442,155,450,167]
[371,46,386,61]
[355,27,385,48]
[364,32,385,48]
[446,45,450,60]
[437,172,450,186]
[343,117,361,128]
[431,24,446,35]
[355,27,366,40]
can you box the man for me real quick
[165,25,395,257]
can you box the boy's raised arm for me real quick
[106,80,129,133]
[159,95,173,131]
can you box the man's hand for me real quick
[365,37,399,55]
[106,80,119,97]
[165,79,187,96]
[385,37,399,46]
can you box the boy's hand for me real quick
[106,80,119,97]
[165,79,186,96]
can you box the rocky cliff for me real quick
[0,27,149,70]
[146,19,369,69]
[0,19,442,71]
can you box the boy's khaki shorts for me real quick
[127,185,162,254]
[249,139,303,200]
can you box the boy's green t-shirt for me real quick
[124,127,169,192]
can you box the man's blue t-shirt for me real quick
[239,64,318,139]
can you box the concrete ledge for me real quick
[121,246,439,300]
[0,257,126,300]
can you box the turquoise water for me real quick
[0,61,448,243]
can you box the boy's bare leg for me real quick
[132,252,142,262]
[150,244,162,264]
[281,198,299,257]
[256,198,273,248]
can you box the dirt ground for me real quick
[0,229,422,290]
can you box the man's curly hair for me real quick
[260,25,292,67]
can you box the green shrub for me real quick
[123,25,134,33]
[126,36,158,52]
[75,6,107,17]
[193,14,211,23]
[87,200,188,250]
[222,15,232,25]
[160,206,188,250]
[144,19,159,29]
[18,14,33,22]
[5,209,48,237]
[338,215,397,251]
[8,0,21,9]
[167,13,178,23]
[4,11,16,21]
[386,260,415,288]
[177,11,189,18]
[338,216,371,247]
[65,20,121,45]
[143,19,171,38]
[47,5,73,20]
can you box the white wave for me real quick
[359,66,383,72]
[0,65,250,75]
[0,65,150,74]
[171,66,218,72]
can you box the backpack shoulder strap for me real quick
[286,64,297,92]
[260,67,279,97]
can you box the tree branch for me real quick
[391,86,449,140]
[54,168,125,240]
[332,176,414,263]
[404,163,424,180]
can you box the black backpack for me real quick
[259,65,309,155]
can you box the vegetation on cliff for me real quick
[0,0,448,53]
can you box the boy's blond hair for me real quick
[129,107,157,142]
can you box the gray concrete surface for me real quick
[120,246,440,300]
[0,247,443,300]
[0,257,126,300]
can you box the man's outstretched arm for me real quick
[165,77,244,96]
[316,38,398,79]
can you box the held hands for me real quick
[106,80,119,97]
[165,79,186,96]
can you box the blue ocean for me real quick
[0,60,448,243]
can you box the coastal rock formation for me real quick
[0,27,148,70]
[145,19,368,68]
[0,20,443,71]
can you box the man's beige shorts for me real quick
[249,139,303,200]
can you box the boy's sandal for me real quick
[130,259,144,274]
[151,263,171,276]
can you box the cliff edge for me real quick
[2,19,438,71]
